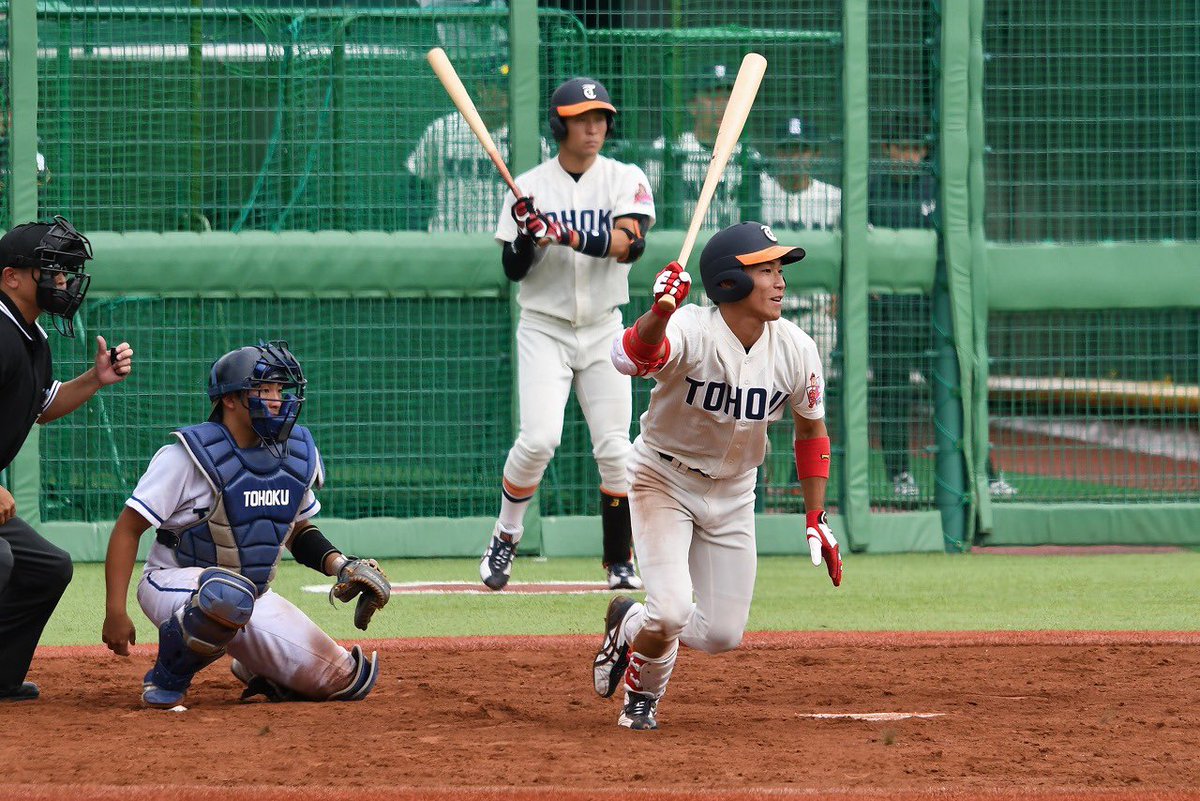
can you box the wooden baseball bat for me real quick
[658,52,768,313]
[426,47,522,199]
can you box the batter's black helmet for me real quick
[548,77,616,141]
[0,215,93,337]
[699,222,806,304]
[208,340,306,455]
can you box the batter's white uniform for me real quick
[496,154,656,494]
[407,114,550,233]
[126,439,356,699]
[611,304,825,691]
[646,133,760,229]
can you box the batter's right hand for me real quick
[511,196,547,239]
[102,611,137,656]
[653,261,691,308]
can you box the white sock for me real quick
[498,479,535,533]
[621,602,646,647]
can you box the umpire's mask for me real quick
[0,215,94,337]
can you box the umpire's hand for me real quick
[0,485,15,526]
[95,335,133,386]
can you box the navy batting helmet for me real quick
[207,340,306,454]
[699,222,806,304]
[0,215,93,337]
[548,77,616,141]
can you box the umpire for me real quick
[0,215,132,702]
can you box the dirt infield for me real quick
[5,631,1200,801]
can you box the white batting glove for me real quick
[805,510,842,587]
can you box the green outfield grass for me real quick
[42,550,1199,647]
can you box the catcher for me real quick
[101,341,391,707]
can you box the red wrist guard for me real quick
[621,325,669,376]
[795,436,831,480]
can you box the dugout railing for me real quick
[2,0,1197,560]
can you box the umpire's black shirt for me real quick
[0,291,58,472]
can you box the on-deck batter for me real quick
[479,76,656,592]
[102,342,391,708]
[592,221,843,730]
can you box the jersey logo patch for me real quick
[806,372,823,409]
[634,183,652,205]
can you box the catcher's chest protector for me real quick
[170,422,318,594]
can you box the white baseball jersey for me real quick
[615,304,826,480]
[759,176,841,231]
[408,114,551,233]
[645,133,761,229]
[496,154,656,326]
[127,437,355,700]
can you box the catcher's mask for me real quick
[0,215,94,337]
[207,341,306,457]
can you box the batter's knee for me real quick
[694,625,745,655]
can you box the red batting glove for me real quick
[805,510,842,587]
[652,261,691,317]
[511,196,547,239]
[537,217,578,249]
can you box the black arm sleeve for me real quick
[290,524,340,574]
[502,234,536,282]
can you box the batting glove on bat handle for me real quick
[653,261,690,317]
[806,510,842,587]
[511,196,546,239]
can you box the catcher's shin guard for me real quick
[143,568,256,708]
[328,644,379,701]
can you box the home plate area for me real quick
[302,580,617,595]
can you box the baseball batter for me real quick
[591,222,843,730]
[480,77,656,592]
[102,342,391,708]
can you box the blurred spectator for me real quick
[646,64,761,229]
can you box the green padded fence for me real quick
[4,0,1199,557]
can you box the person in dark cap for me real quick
[647,64,762,228]
[0,215,132,701]
[761,116,841,232]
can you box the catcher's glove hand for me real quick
[329,558,391,631]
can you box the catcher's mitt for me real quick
[329,558,391,631]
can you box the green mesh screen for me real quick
[867,0,936,510]
[984,1,1200,243]
[39,296,513,521]
[0,2,9,230]
[987,309,1200,503]
[36,3,511,233]
[533,2,841,230]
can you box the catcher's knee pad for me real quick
[149,568,256,693]
[327,644,379,702]
[180,567,257,655]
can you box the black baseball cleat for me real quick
[0,681,39,703]
[593,594,637,697]
[606,561,644,590]
[479,524,518,591]
[618,690,659,730]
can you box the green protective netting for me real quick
[0,1,9,229]
[38,296,513,521]
[864,0,940,513]
[983,1,1200,243]
[542,1,843,231]
[986,309,1200,504]
[36,2,513,233]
